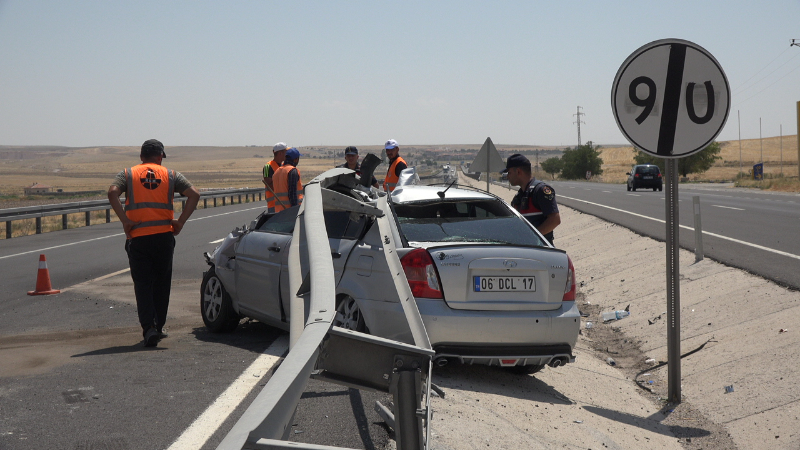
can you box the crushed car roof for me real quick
[390,184,494,203]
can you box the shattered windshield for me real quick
[394,200,547,246]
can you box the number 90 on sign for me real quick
[612,39,730,158]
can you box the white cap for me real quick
[273,142,287,153]
[384,139,398,150]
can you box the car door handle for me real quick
[331,252,341,259]
[269,246,281,253]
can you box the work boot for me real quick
[144,327,159,347]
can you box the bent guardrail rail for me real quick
[216,169,434,450]
[0,187,264,239]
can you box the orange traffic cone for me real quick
[27,254,61,295]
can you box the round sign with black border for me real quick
[612,39,730,159]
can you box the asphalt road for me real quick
[534,180,800,289]
[0,201,392,450]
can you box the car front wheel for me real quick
[334,295,367,332]
[201,267,240,333]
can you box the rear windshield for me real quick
[393,200,547,246]
[636,166,660,175]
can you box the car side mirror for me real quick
[626,172,631,175]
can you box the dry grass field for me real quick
[598,135,799,190]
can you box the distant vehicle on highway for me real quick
[201,171,579,374]
[627,164,662,191]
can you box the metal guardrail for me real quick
[216,169,434,450]
[0,187,264,239]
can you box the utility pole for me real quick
[573,106,585,147]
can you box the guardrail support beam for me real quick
[85,211,91,227]
[106,209,111,223]
[36,217,42,234]
[6,221,11,239]
[62,214,68,230]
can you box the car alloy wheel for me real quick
[334,295,366,332]
[200,268,239,333]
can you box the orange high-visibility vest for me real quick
[272,165,303,212]
[383,156,407,192]
[263,159,280,209]
[124,164,175,238]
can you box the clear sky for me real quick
[1,0,798,148]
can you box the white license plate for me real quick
[643,176,653,179]
[473,276,536,292]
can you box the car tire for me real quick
[334,295,367,332]
[653,187,657,191]
[506,364,546,375]
[627,184,631,191]
[201,267,240,333]
[632,186,636,191]
[659,186,663,191]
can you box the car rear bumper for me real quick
[416,298,580,364]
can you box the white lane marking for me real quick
[559,194,800,261]
[60,268,131,292]
[209,238,225,244]
[602,191,611,193]
[0,233,126,260]
[0,205,265,260]
[166,335,289,450]
[712,205,745,211]
[628,194,641,197]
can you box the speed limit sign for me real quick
[612,39,730,158]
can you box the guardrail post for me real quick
[105,209,111,223]
[238,194,242,204]
[393,369,425,450]
[203,198,207,209]
[693,196,704,262]
[258,192,262,201]
[222,197,226,206]
[36,217,42,234]
[62,214,68,230]
[85,211,91,227]
[5,221,11,239]
[181,200,186,211]
[213,198,217,207]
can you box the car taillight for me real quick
[400,248,443,299]
[562,256,576,302]
[634,173,640,177]
[657,173,662,178]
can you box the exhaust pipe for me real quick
[548,357,565,368]
[434,357,449,367]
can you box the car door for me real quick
[234,206,298,321]
[279,210,370,321]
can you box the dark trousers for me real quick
[125,232,176,335]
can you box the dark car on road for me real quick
[627,164,662,191]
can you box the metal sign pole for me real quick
[665,158,681,403]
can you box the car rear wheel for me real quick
[334,295,367,332]
[627,184,631,191]
[506,364,546,375]
[201,267,240,333]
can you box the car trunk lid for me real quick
[427,245,569,311]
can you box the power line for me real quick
[732,48,798,96]
[733,41,800,108]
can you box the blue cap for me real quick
[285,147,300,160]
[501,154,530,173]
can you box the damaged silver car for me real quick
[202,164,579,374]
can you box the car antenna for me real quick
[437,180,457,198]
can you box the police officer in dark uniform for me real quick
[502,154,561,246]
[337,146,379,188]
